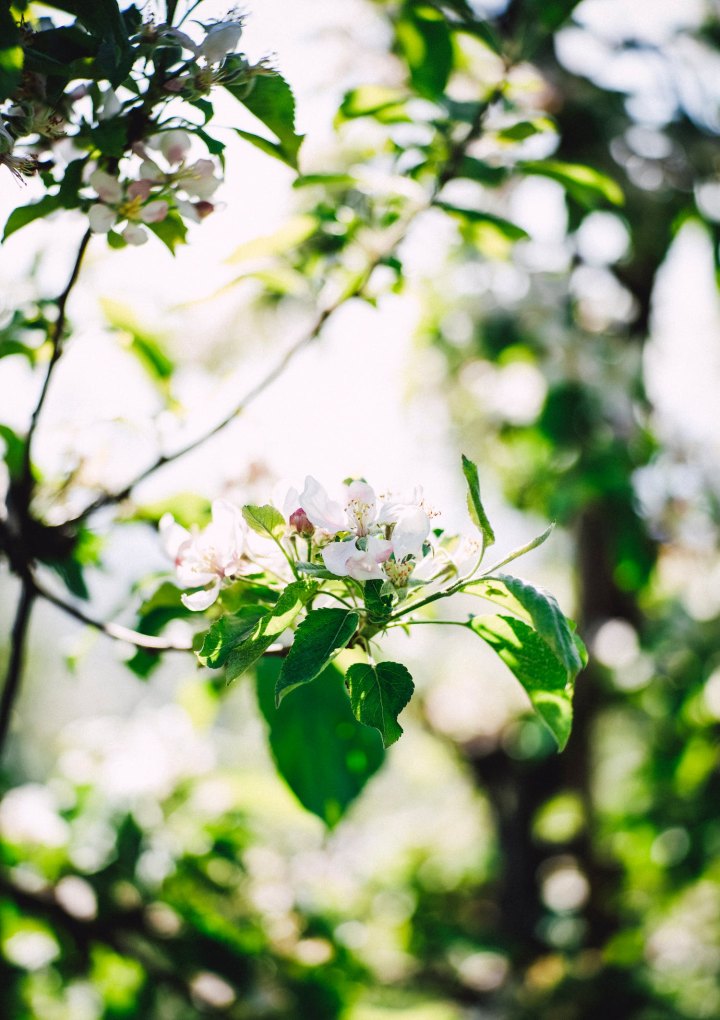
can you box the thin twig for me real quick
[0,577,35,755]
[19,228,93,507]
[69,85,506,523]
[30,574,193,651]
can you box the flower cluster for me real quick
[87,131,222,244]
[284,477,434,584]
[161,476,448,611]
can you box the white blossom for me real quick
[199,19,243,64]
[161,500,250,611]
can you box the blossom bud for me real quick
[289,508,314,537]
[194,200,215,219]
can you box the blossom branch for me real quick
[28,574,194,651]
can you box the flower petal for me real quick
[159,513,190,560]
[181,582,220,612]
[321,538,358,576]
[300,476,346,534]
[392,506,430,561]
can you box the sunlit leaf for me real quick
[345,661,415,747]
[275,608,359,705]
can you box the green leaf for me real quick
[226,215,317,264]
[228,73,304,170]
[128,493,212,529]
[126,581,192,679]
[147,211,187,254]
[461,454,495,550]
[101,298,174,385]
[466,573,584,679]
[346,661,415,747]
[520,160,624,208]
[456,156,509,187]
[337,85,409,122]
[256,659,384,826]
[224,580,317,683]
[364,579,394,620]
[234,128,297,167]
[293,174,357,189]
[242,504,286,541]
[45,0,132,83]
[48,557,89,601]
[437,203,529,242]
[0,424,24,479]
[3,195,62,242]
[275,608,359,705]
[469,614,573,749]
[196,607,268,669]
[0,8,22,103]
[396,6,453,99]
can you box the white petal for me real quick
[366,536,393,563]
[139,199,169,224]
[300,476,346,534]
[88,204,115,233]
[199,22,243,63]
[181,582,220,612]
[392,506,431,561]
[346,552,385,582]
[345,480,377,535]
[158,130,191,165]
[321,539,357,576]
[89,169,122,203]
[159,513,190,560]
[122,223,148,246]
[283,486,301,519]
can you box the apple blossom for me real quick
[199,18,244,65]
[160,500,251,610]
[322,536,393,581]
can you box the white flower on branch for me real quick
[161,500,252,611]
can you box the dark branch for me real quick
[18,228,92,508]
[0,577,35,756]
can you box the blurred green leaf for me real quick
[0,8,22,102]
[521,159,624,208]
[3,195,62,242]
[396,5,454,98]
[257,659,384,826]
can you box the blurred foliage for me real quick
[3,0,720,1017]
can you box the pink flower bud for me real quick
[289,508,314,537]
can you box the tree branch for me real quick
[18,228,93,508]
[29,573,193,651]
[0,577,35,756]
[68,85,506,524]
